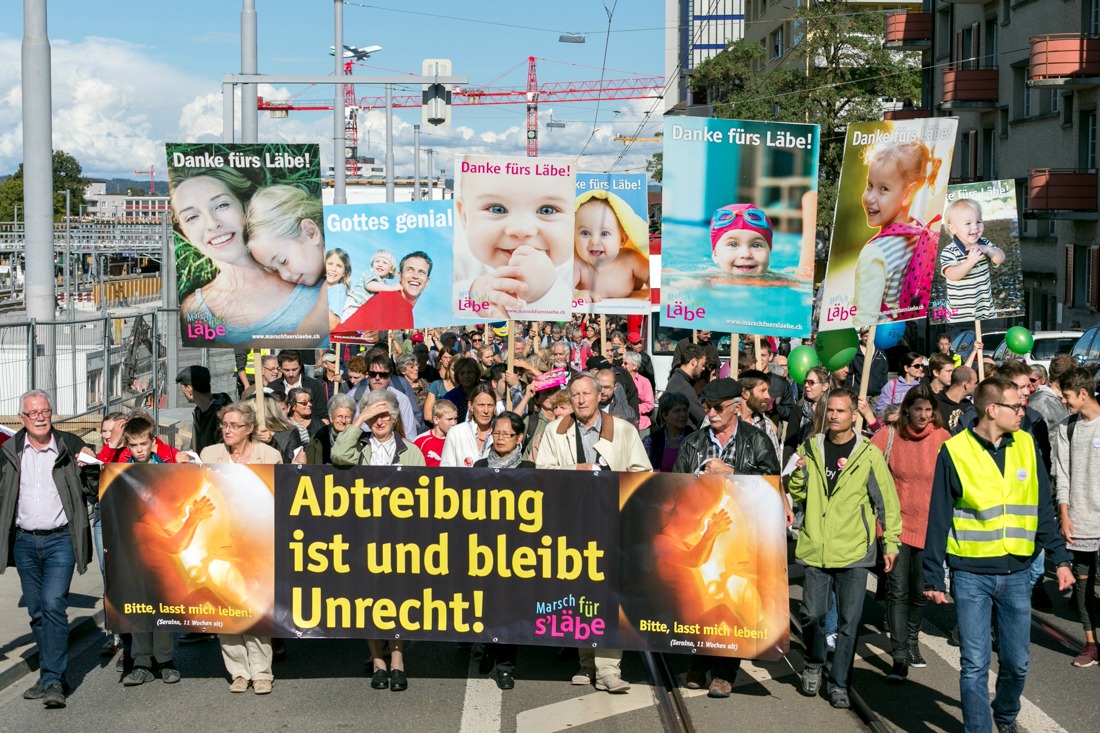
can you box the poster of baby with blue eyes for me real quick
[660,117,820,338]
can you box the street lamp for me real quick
[13,205,20,224]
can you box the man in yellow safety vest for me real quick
[923,376,1073,733]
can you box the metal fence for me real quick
[0,308,177,445]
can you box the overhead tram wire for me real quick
[578,0,620,159]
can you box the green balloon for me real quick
[814,328,859,372]
[788,345,820,385]
[1004,326,1034,355]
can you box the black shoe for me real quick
[478,653,496,675]
[948,625,960,647]
[42,683,66,708]
[886,660,908,684]
[271,638,287,662]
[389,669,408,692]
[1032,583,1053,610]
[996,722,1018,733]
[908,644,927,668]
[370,669,389,689]
[23,682,45,700]
[495,669,515,690]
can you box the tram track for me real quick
[643,651,696,733]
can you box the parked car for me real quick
[1071,325,1100,364]
[951,330,1008,365]
[991,330,1082,370]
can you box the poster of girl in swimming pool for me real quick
[660,117,819,338]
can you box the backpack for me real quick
[871,214,943,320]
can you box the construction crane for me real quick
[134,165,166,195]
[329,44,383,177]
[257,56,663,159]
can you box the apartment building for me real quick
[665,0,748,112]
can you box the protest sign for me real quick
[166,142,328,349]
[660,117,819,338]
[572,173,651,316]
[817,119,958,331]
[929,180,1024,324]
[323,201,479,339]
[453,154,576,321]
[103,464,789,660]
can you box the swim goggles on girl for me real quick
[711,205,771,231]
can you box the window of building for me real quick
[1071,245,1096,309]
[1090,0,1100,36]
[1063,92,1075,127]
[984,20,997,68]
[771,26,785,59]
[1001,0,1011,25]
[1082,111,1098,170]
[999,107,1010,138]
[982,128,996,179]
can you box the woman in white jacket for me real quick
[440,383,496,467]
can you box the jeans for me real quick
[801,565,869,693]
[953,569,1032,733]
[1028,550,1045,587]
[91,503,104,583]
[1071,551,1100,633]
[825,592,838,639]
[886,543,928,660]
[13,529,76,687]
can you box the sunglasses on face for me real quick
[711,206,771,232]
[369,371,391,378]
[910,363,925,370]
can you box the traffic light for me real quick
[422,59,452,127]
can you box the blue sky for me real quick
[1,0,667,180]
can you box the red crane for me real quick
[257,57,663,160]
[134,165,166,195]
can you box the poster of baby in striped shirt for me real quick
[928,180,1023,324]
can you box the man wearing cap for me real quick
[671,378,785,697]
[176,365,232,453]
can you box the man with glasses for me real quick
[241,356,283,401]
[670,378,784,697]
[1,390,99,708]
[924,377,1072,733]
[363,353,418,439]
[335,251,433,333]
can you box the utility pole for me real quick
[385,84,394,202]
[241,0,258,143]
[413,124,421,201]
[425,149,433,201]
[333,0,347,204]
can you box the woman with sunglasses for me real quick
[875,352,926,415]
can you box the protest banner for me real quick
[453,154,577,321]
[103,465,789,660]
[660,117,819,338]
[817,119,958,331]
[323,201,479,340]
[572,173,651,316]
[166,142,328,349]
[929,180,1024,324]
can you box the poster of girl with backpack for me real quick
[818,119,957,332]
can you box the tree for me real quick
[0,150,89,221]
[646,152,663,183]
[690,1,921,244]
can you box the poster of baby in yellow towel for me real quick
[572,173,651,315]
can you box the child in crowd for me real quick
[120,415,195,687]
[414,399,458,467]
[454,155,574,316]
[342,249,400,319]
[852,138,945,327]
[572,190,650,303]
[940,198,1005,321]
[245,185,326,288]
[324,248,352,330]
[709,204,773,276]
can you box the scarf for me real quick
[901,421,936,442]
[487,446,523,469]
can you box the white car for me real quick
[991,330,1082,370]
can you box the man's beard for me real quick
[748,396,767,415]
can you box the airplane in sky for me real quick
[329,44,383,61]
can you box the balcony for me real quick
[1029,34,1100,89]
[1028,168,1099,219]
[884,13,933,51]
[884,108,932,121]
[940,66,999,110]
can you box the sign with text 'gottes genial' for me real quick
[101,464,789,660]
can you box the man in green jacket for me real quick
[788,388,901,710]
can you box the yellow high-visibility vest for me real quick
[944,429,1038,559]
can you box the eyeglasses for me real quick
[711,205,771,232]
[703,400,733,413]
[263,366,281,373]
[492,431,517,438]
[21,409,52,419]
[804,379,820,386]
[471,337,482,343]
[909,363,925,370]
[369,371,391,378]
[1029,377,1039,384]
[295,399,312,406]
[220,422,248,431]
[994,403,1027,414]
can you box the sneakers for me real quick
[229,676,249,693]
[825,633,837,654]
[595,673,631,693]
[886,660,909,684]
[571,669,594,685]
[159,662,181,684]
[1072,642,1099,668]
[829,688,850,709]
[800,666,822,696]
[253,679,273,695]
[707,677,732,698]
[996,722,1018,733]
[42,683,66,708]
[23,682,45,700]
[123,666,155,686]
[908,644,927,668]
[684,668,706,690]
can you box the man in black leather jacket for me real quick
[670,378,788,699]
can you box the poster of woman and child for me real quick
[167,143,329,349]
[659,117,820,339]
[817,118,959,331]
